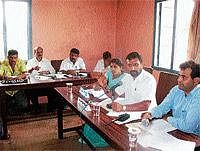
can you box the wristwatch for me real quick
[123,105,126,111]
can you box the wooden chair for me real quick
[51,59,63,73]
[156,71,178,105]
[143,67,153,74]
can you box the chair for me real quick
[143,67,153,74]
[51,59,63,73]
[156,71,178,105]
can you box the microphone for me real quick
[105,113,130,126]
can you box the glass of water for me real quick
[128,127,141,150]
[66,83,73,94]
[92,102,100,117]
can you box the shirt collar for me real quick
[188,84,200,96]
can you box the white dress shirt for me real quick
[26,57,55,74]
[59,57,86,71]
[115,69,157,110]
[94,59,110,73]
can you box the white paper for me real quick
[147,119,176,133]
[34,75,52,80]
[77,97,91,111]
[89,89,109,99]
[137,132,195,151]
[79,87,90,98]
[107,111,145,125]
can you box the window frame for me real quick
[152,0,179,74]
[1,0,32,60]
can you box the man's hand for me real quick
[98,75,107,88]
[112,102,123,112]
[141,112,152,120]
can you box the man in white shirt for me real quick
[26,46,57,113]
[94,51,111,73]
[112,52,157,112]
[59,48,86,75]
[26,46,55,75]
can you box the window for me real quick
[0,0,31,61]
[153,0,194,72]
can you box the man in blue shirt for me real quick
[142,61,200,136]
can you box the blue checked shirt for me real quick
[151,85,200,136]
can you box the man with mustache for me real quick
[59,48,86,75]
[26,46,55,75]
[0,49,28,115]
[26,46,56,113]
[112,52,157,112]
[142,61,200,136]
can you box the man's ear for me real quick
[193,77,200,84]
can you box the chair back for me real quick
[156,71,178,105]
[51,60,63,73]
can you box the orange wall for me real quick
[32,0,117,70]
[116,0,155,67]
[32,0,155,70]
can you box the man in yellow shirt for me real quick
[0,49,28,115]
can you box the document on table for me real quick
[126,119,195,151]
[107,111,145,125]
[80,88,109,100]
[137,132,195,151]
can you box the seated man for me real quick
[113,52,157,111]
[0,49,28,115]
[26,46,56,113]
[26,46,55,75]
[142,61,200,136]
[94,51,111,73]
[59,48,86,75]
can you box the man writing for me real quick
[0,50,27,115]
[112,52,157,112]
[26,46,55,75]
[94,51,111,73]
[59,48,86,75]
[142,61,200,136]
[26,46,57,113]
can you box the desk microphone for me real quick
[105,113,130,126]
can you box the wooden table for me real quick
[0,75,97,139]
[55,86,200,151]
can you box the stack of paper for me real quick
[126,119,195,151]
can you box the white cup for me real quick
[91,102,100,117]
[66,83,73,94]
[128,127,141,150]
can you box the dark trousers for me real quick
[5,90,28,115]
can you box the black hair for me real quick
[179,60,200,79]
[8,49,18,56]
[126,52,142,63]
[70,48,80,55]
[103,51,111,60]
[110,58,123,67]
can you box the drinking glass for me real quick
[128,127,141,150]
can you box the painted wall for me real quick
[32,0,117,70]
[32,0,155,70]
[115,0,155,67]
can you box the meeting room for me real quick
[0,0,199,150]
